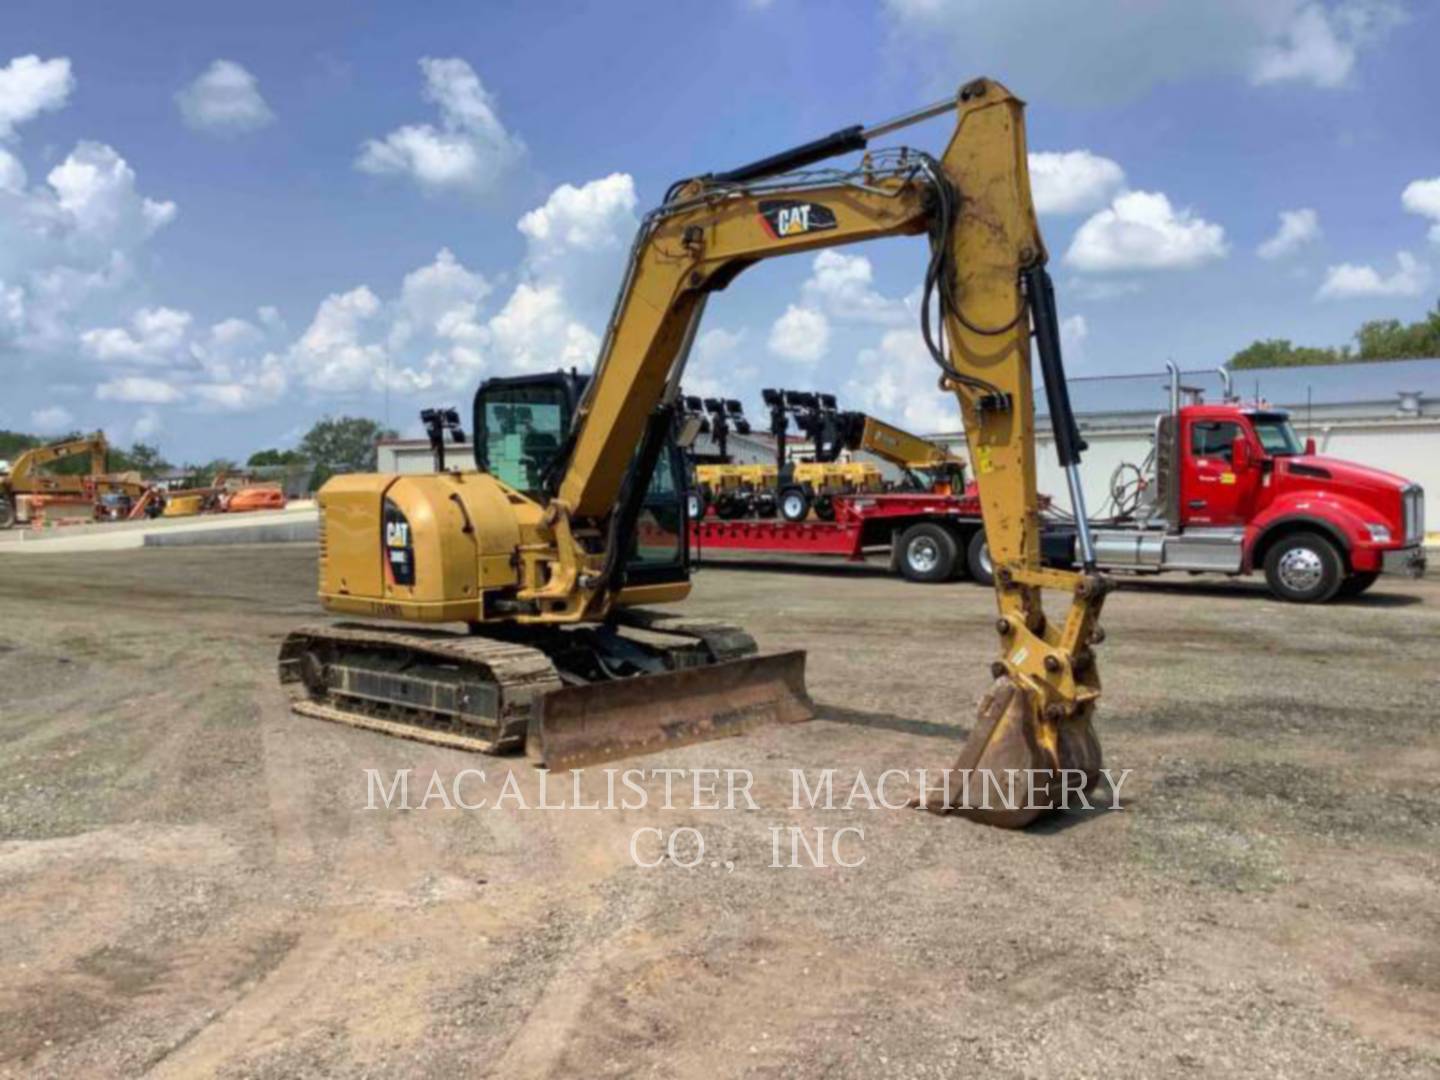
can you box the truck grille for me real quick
[1403,486,1424,545]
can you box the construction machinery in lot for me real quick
[1046,364,1426,602]
[685,388,967,521]
[280,78,1109,827]
[0,432,146,528]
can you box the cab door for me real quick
[1181,417,1261,526]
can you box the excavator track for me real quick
[279,615,812,766]
[279,623,564,754]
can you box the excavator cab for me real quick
[472,371,691,588]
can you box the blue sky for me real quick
[1,0,1438,460]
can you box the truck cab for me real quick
[1086,366,1426,602]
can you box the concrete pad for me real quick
[0,503,317,555]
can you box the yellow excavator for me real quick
[0,431,145,528]
[846,413,968,494]
[280,78,1107,827]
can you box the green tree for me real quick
[1229,298,1440,370]
[1229,339,1347,370]
[247,448,307,467]
[109,442,168,477]
[299,416,397,488]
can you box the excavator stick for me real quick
[527,650,811,770]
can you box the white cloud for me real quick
[1253,2,1403,88]
[95,375,184,404]
[7,170,630,417]
[0,146,25,191]
[356,57,524,196]
[80,306,192,365]
[515,172,637,313]
[288,285,387,393]
[43,142,178,251]
[1066,190,1228,272]
[0,135,176,354]
[191,354,288,412]
[684,327,755,400]
[30,404,74,433]
[1028,151,1126,215]
[1315,250,1430,299]
[1067,277,1142,302]
[0,55,73,138]
[882,1,1404,104]
[844,328,958,434]
[768,305,829,364]
[175,60,274,134]
[1257,208,1321,259]
[131,409,161,441]
[1402,177,1440,244]
[486,282,599,374]
[801,251,907,324]
[518,173,637,257]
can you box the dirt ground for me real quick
[1,544,1438,1079]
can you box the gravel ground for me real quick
[1,545,1438,1078]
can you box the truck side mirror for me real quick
[1304,436,1316,456]
[1230,435,1251,470]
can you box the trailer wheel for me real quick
[1336,571,1380,598]
[779,486,810,522]
[0,494,13,530]
[966,529,995,587]
[897,523,958,583]
[1263,532,1343,603]
[716,493,748,520]
[813,495,836,522]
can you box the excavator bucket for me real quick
[527,650,812,770]
[919,677,1102,829]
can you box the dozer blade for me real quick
[919,676,1102,829]
[528,650,812,770]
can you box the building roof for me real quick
[1035,358,1440,427]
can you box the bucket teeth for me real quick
[916,677,1102,828]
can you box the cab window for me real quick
[481,399,565,493]
[630,449,682,570]
[1191,420,1242,462]
[1249,413,1304,456]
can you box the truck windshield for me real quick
[1249,413,1303,457]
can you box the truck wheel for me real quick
[1337,571,1380,598]
[813,495,836,522]
[0,495,13,530]
[779,486,810,522]
[966,530,995,587]
[1263,532,1343,603]
[897,523,958,583]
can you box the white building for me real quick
[928,359,1440,535]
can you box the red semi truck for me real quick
[1052,365,1427,601]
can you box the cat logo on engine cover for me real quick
[759,200,836,239]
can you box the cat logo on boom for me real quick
[759,199,837,240]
